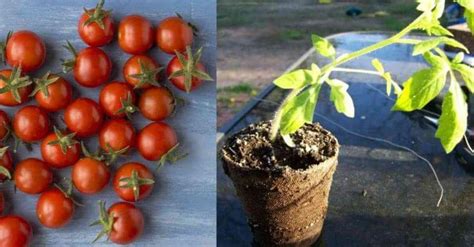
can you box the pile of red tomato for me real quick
[0,0,212,246]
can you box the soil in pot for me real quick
[221,121,339,247]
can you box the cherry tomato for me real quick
[72,157,110,194]
[167,52,209,92]
[36,188,74,228]
[41,130,80,169]
[0,69,32,106]
[0,147,13,182]
[118,15,154,54]
[78,1,114,47]
[113,162,154,202]
[65,98,104,138]
[14,158,53,194]
[0,215,32,247]
[94,201,144,244]
[139,87,175,121]
[74,47,112,88]
[156,16,193,54]
[123,55,160,89]
[33,74,73,112]
[0,110,10,141]
[137,122,177,161]
[99,82,136,118]
[13,105,50,142]
[99,119,136,152]
[5,30,46,72]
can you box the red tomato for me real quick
[74,47,112,88]
[65,98,104,138]
[156,16,194,54]
[78,1,114,47]
[36,188,74,228]
[137,122,177,161]
[99,119,136,152]
[5,30,46,72]
[0,69,32,106]
[113,162,154,202]
[33,74,73,112]
[139,87,175,121]
[0,146,13,182]
[167,51,210,92]
[41,130,80,169]
[72,157,110,194]
[13,105,50,142]
[94,201,144,244]
[99,82,136,118]
[0,215,32,247]
[118,15,154,54]
[0,110,10,140]
[123,55,160,89]
[14,158,53,194]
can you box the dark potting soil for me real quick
[222,121,337,170]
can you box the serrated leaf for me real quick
[280,86,320,135]
[327,79,355,118]
[452,63,474,93]
[435,82,467,153]
[311,34,336,59]
[393,68,447,111]
[274,69,312,89]
[465,10,474,34]
[413,37,468,56]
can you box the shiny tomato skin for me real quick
[14,158,53,194]
[99,82,135,118]
[13,105,50,142]
[167,55,206,92]
[99,119,136,152]
[35,76,73,112]
[65,98,104,138]
[36,188,74,228]
[0,147,13,182]
[0,110,9,141]
[78,11,114,47]
[74,47,112,88]
[156,16,193,54]
[0,215,32,247]
[123,55,160,89]
[137,122,177,161]
[0,70,32,106]
[108,202,144,244]
[118,15,154,55]
[113,162,154,202]
[6,30,46,72]
[41,132,80,169]
[139,87,174,121]
[72,158,110,194]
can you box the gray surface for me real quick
[218,32,474,246]
[0,0,216,246]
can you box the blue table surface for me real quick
[0,0,216,246]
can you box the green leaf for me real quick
[465,10,474,34]
[423,51,447,68]
[280,86,320,135]
[327,79,355,118]
[304,85,321,123]
[417,0,436,13]
[371,59,384,74]
[435,82,467,153]
[452,63,474,93]
[311,34,336,59]
[413,37,469,56]
[452,52,465,64]
[393,67,447,111]
[455,0,474,11]
[273,69,313,89]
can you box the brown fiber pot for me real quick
[221,122,339,247]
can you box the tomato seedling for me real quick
[78,0,114,47]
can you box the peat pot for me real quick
[221,121,339,247]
